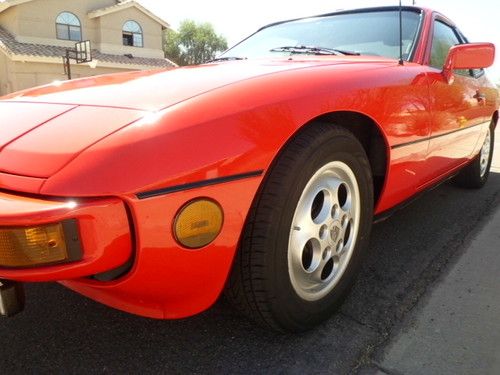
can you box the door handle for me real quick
[473,91,486,104]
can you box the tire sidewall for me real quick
[480,125,495,184]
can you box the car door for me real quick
[423,18,488,184]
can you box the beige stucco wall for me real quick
[3,0,164,58]
[97,7,164,58]
[0,50,14,95]
[0,54,134,96]
[0,6,20,35]
[13,0,114,48]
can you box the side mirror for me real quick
[443,42,495,84]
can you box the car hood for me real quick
[1,56,395,111]
[0,57,394,183]
[0,102,145,179]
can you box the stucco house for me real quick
[0,0,176,95]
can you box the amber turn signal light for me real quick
[0,221,82,268]
[174,199,224,249]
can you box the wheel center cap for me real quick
[330,224,341,243]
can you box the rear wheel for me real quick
[226,125,373,332]
[453,125,494,189]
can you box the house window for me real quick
[56,12,82,41]
[123,20,143,47]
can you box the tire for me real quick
[453,124,495,189]
[226,124,374,332]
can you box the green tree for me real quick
[164,20,228,66]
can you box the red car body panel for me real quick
[0,7,498,318]
[0,103,145,178]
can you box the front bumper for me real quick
[0,172,262,320]
[62,175,262,320]
[0,192,132,282]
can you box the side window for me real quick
[429,20,461,69]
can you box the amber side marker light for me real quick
[174,199,224,249]
[0,220,82,268]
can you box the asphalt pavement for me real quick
[363,124,500,375]
[373,197,500,374]
[0,127,499,374]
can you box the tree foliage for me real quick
[164,20,228,66]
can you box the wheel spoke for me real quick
[331,203,341,220]
[340,210,352,229]
[289,227,310,260]
[334,237,345,255]
[311,256,336,283]
[311,261,326,282]
[293,215,319,239]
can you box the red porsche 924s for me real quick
[0,6,497,332]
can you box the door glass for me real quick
[430,21,461,69]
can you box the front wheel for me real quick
[226,125,373,332]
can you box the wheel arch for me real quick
[289,111,390,209]
[239,110,390,241]
[257,111,390,209]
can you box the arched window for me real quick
[56,12,82,41]
[122,20,143,47]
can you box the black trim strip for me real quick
[136,170,264,199]
[391,122,487,150]
[62,219,83,262]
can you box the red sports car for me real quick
[0,6,497,332]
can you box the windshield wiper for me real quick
[328,48,361,56]
[270,45,360,56]
[206,56,247,63]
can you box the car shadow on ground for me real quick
[1,173,499,374]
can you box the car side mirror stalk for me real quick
[442,42,495,84]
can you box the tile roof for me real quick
[0,26,176,68]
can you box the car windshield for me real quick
[219,10,422,61]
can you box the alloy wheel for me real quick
[288,161,361,301]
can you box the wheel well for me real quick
[311,111,388,207]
